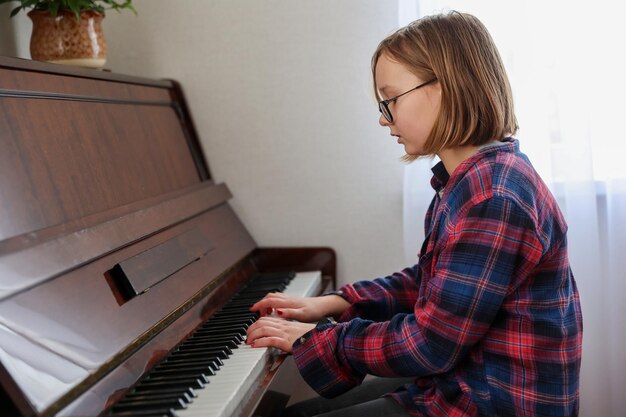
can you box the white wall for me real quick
[0,4,17,55]
[1,1,410,287]
[105,0,408,287]
[0,4,29,57]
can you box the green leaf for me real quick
[49,2,58,16]
[9,5,22,17]
[2,0,136,19]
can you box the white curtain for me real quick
[400,1,626,415]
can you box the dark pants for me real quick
[282,377,414,417]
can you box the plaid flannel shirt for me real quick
[292,138,582,416]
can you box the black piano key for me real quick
[201,319,248,326]
[200,323,244,333]
[126,387,197,399]
[119,391,194,405]
[171,348,230,359]
[211,311,257,319]
[213,303,254,310]
[208,315,256,323]
[211,312,251,318]
[174,343,233,356]
[135,378,205,390]
[195,327,246,337]
[219,301,257,308]
[149,365,216,378]
[187,332,243,341]
[161,357,221,367]
[182,337,240,348]
[203,317,255,327]
[167,350,229,361]
[110,410,177,417]
[197,325,247,334]
[179,341,239,352]
[173,342,232,352]
[160,358,222,372]
[213,301,249,307]
[168,355,225,366]
[112,397,187,411]
[178,343,233,353]
[158,358,221,371]
[229,292,269,300]
[168,346,230,359]
[143,374,209,385]
[198,327,247,337]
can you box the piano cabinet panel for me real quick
[0,182,231,303]
[0,323,90,415]
[0,204,256,416]
[0,98,200,241]
[0,67,172,102]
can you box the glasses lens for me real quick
[379,102,393,122]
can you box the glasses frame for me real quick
[378,78,437,123]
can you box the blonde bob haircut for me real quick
[372,11,518,160]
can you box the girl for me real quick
[246,11,582,417]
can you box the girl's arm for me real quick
[292,196,545,397]
[332,264,422,322]
[248,266,422,323]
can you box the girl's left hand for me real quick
[246,316,315,353]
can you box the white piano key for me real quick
[177,270,322,417]
[281,271,322,299]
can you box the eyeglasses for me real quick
[378,78,437,123]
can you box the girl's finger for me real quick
[246,322,286,345]
[250,296,300,313]
[246,316,286,337]
[250,336,291,353]
[275,308,301,320]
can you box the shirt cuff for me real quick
[327,284,366,322]
[292,322,365,398]
[295,318,337,345]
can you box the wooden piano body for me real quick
[0,56,335,417]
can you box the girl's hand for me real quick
[249,293,350,323]
[245,316,315,353]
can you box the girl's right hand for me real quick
[249,293,350,323]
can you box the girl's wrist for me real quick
[320,294,350,317]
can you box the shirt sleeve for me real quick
[292,196,544,398]
[331,264,422,322]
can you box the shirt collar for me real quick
[429,137,518,193]
[430,161,450,193]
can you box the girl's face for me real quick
[375,53,441,156]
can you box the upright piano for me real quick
[0,56,335,417]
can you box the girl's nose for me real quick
[379,114,391,127]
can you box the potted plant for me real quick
[0,0,136,68]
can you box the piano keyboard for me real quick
[108,271,322,417]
